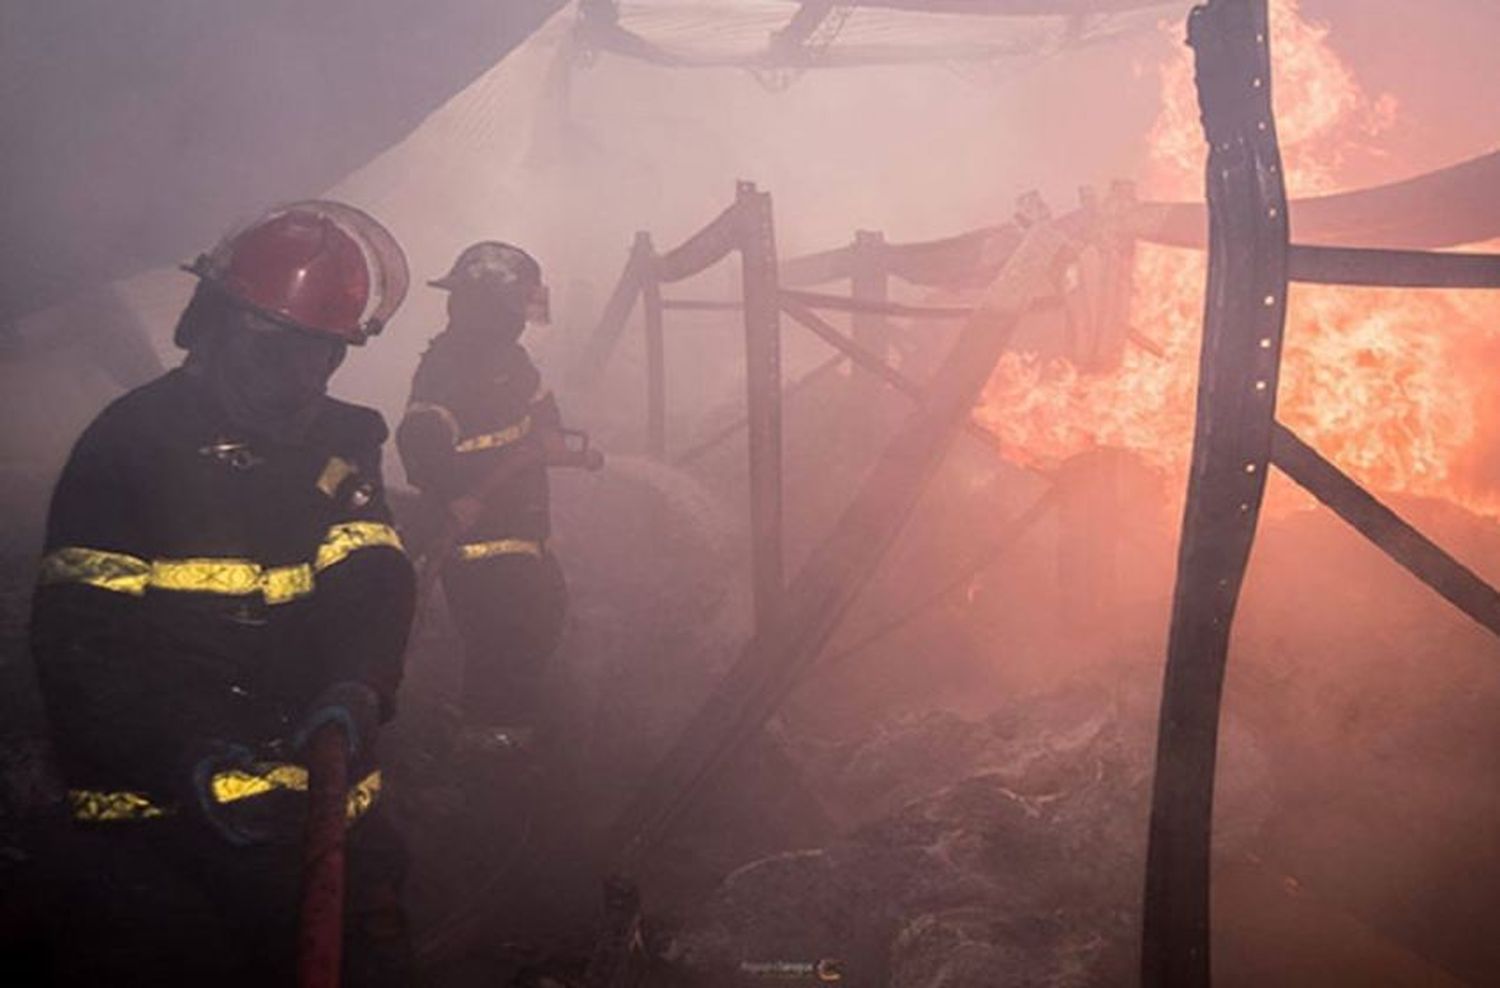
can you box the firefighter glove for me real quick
[187,740,273,846]
[294,680,381,759]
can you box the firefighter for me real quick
[26,201,417,986]
[396,242,568,762]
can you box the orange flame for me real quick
[975,0,1500,518]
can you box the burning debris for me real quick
[978,0,1500,521]
[2,1,1499,986]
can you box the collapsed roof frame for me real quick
[575,0,1179,88]
[560,1,1500,979]
[577,179,1077,986]
[1142,1,1500,985]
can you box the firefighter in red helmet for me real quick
[26,201,417,986]
[396,242,567,774]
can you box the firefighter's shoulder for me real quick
[316,394,391,451]
[66,369,196,456]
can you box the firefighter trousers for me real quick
[11,804,413,987]
[441,551,567,729]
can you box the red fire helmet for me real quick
[185,200,409,344]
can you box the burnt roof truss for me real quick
[1141,1,1500,985]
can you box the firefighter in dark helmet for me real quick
[27,201,418,986]
[396,242,568,761]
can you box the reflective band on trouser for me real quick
[38,522,404,605]
[454,415,531,453]
[67,789,167,822]
[212,763,382,822]
[68,769,382,824]
[455,538,544,562]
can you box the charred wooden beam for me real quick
[1287,244,1500,289]
[739,182,786,630]
[606,216,1073,877]
[660,299,743,312]
[641,234,666,460]
[1270,423,1500,636]
[769,1,839,54]
[674,353,847,468]
[847,0,1171,12]
[780,296,926,402]
[850,230,892,372]
[780,288,972,319]
[778,295,1010,454]
[654,200,743,283]
[1125,149,1500,251]
[1143,2,1290,985]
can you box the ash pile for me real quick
[663,681,1266,988]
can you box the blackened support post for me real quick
[1142,2,1289,985]
[850,230,890,377]
[738,181,785,630]
[608,216,1073,878]
[639,232,667,460]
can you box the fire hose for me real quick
[297,722,351,988]
[296,428,605,983]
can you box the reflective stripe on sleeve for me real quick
[453,415,531,453]
[455,538,544,562]
[39,523,403,605]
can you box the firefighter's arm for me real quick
[395,398,459,494]
[31,414,230,795]
[306,421,416,728]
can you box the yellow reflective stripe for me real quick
[70,770,381,824]
[212,764,381,823]
[211,763,308,804]
[405,401,461,443]
[41,524,400,605]
[146,558,313,603]
[455,538,543,562]
[346,770,381,822]
[454,415,531,453]
[263,565,316,604]
[68,789,167,822]
[40,549,314,603]
[313,522,404,574]
[39,547,152,595]
[315,456,356,498]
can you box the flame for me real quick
[975,0,1500,518]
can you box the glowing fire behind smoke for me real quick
[974,0,1500,518]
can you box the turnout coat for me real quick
[30,367,415,828]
